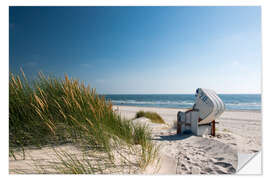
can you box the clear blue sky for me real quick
[9,6,261,94]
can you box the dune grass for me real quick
[135,111,165,124]
[9,69,158,173]
[37,149,110,174]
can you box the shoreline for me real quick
[113,104,261,112]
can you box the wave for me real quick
[111,100,194,105]
[111,100,261,107]
[106,94,261,110]
[225,102,261,106]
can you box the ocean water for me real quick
[104,94,261,110]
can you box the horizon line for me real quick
[101,93,261,95]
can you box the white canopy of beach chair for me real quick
[193,88,225,125]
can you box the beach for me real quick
[113,105,262,174]
[9,6,262,175]
[9,105,261,174]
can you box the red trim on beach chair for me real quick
[177,123,181,135]
[211,120,216,136]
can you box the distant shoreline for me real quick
[104,93,261,95]
[106,94,261,111]
[113,104,261,112]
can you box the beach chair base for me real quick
[177,110,216,136]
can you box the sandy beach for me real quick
[9,105,261,174]
[113,105,262,174]
[9,6,262,175]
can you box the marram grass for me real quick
[135,111,165,124]
[9,69,158,173]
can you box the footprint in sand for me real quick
[214,161,233,168]
[214,157,225,161]
[212,160,236,173]
[214,168,228,174]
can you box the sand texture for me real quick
[9,105,261,174]
[114,105,261,174]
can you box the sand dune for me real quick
[9,105,261,174]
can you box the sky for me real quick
[9,6,261,94]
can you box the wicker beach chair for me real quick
[177,88,225,136]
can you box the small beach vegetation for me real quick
[135,111,165,124]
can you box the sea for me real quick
[104,94,261,111]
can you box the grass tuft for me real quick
[135,111,165,124]
[9,69,158,173]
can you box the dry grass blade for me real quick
[9,69,158,174]
[135,111,165,124]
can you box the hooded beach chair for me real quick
[177,88,225,136]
